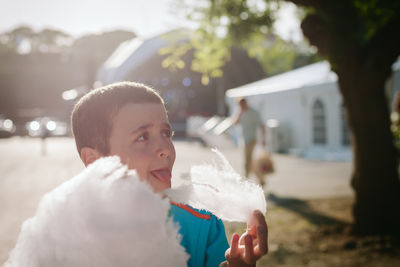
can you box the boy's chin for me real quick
[139,174,171,194]
[153,189,169,199]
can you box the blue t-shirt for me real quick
[169,201,229,267]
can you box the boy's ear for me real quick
[80,147,102,167]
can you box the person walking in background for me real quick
[233,98,266,178]
[39,117,50,156]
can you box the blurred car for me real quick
[0,115,16,138]
[26,117,68,137]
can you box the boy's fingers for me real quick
[256,224,268,255]
[226,233,240,261]
[230,233,240,258]
[253,210,268,256]
[253,210,267,229]
[244,234,255,263]
[246,224,257,237]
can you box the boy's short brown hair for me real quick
[71,81,164,155]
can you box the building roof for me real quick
[97,29,192,84]
[225,61,337,98]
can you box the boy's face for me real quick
[108,102,176,193]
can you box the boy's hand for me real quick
[221,210,268,267]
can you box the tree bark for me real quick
[337,65,400,237]
[298,1,400,236]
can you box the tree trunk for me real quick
[337,66,400,237]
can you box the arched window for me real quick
[341,103,351,146]
[312,99,326,144]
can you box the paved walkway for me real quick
[0,137,353,263]
[173,141,353,199]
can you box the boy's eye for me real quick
[162,129,175,138]
[136,132,149,142]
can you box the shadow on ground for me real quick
[267,193,347,226]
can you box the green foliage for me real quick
[0,27,136,117]
[1,26,73,53]
[0,26,135,56]
[159,42,192,71]
[37,29,71,45]
[190,30,231,84]
[354,0,400,40]
[207,0,276,42]
[245,33,318,76]
[166,0,317,81]
[173,0,399,78]
[10,26,35,38]
[159,28,232,85]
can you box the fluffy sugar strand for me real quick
[4,157,188,267]
[166,149,267,222]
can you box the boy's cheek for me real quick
[136,171,148,182]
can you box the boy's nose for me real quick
[156,141,171,158]
[159,150,168,158]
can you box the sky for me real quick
[0,0,302,41]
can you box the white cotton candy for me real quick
[3,156,188,267]
[166,149,267,222]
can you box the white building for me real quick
[225,61,352,161]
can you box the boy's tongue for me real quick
[151,169,171,182]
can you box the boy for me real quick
[71,81,268,267]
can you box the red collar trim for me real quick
[169,200,211,220]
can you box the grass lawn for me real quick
[224,195,400,267]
